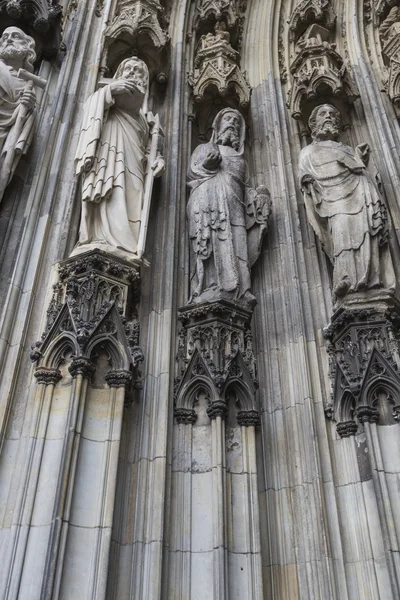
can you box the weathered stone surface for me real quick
[73,56,164,262]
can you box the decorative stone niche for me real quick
[189,20,250,109]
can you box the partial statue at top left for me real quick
[0,27,37,204]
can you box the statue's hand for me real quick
[301,174,315,191]
[19,87,36,110]
[203,146,221,169]
[152,155,165,178]
[109,79,140,97]
[356,143,370,166]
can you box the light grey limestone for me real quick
[72,56,164,262]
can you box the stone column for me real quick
[207,401,229,600]
[3,367,61,600]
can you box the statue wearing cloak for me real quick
[299,104,395,301]
[0,28,37,204]
[187,108,270,307]
[74,57,164,258]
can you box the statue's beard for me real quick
[0,45,26,63]
[313,121,340,141]
[216,127,240,151]
[126,74,146,94]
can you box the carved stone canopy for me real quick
[105,0,168,56]
[289,0,336,42]
[195,0,238,29]
[288,24,359,120]
[380,21,400,108]
[190,22,251,107]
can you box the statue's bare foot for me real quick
[334,278,351,297]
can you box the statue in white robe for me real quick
[299,104,395,301]
[73,57,164,260]
[0,27,37,204]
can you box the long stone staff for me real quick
[0,68,47,198]
[137,111,164,259]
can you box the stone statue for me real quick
[299,104,395,301]
[74,56,164,260]
[187,108,271,308]
[0,27,37,204]
[380,6,400,41]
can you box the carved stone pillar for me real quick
[171,299,263,598]
[8,250,144,599]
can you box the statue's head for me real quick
[0,27,36,72]
[114,57,149,96]
[309,104,341,141]
[212,108,245,153]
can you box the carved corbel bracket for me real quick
[30,250,144,392]
[174,300,259,426]
[323,297,400,437]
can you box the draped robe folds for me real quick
[299,140,395,295]
[0,61,36,198]
[187,142,251,299]
[75,84,149,253]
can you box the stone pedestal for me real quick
[324,294,400,436]
[175,300,259,421]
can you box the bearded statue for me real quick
[187,108,271,308]
[0,27,37,204]
[73,56,164,261]
[299,104,396,303]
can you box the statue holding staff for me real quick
[73,56,164,260]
